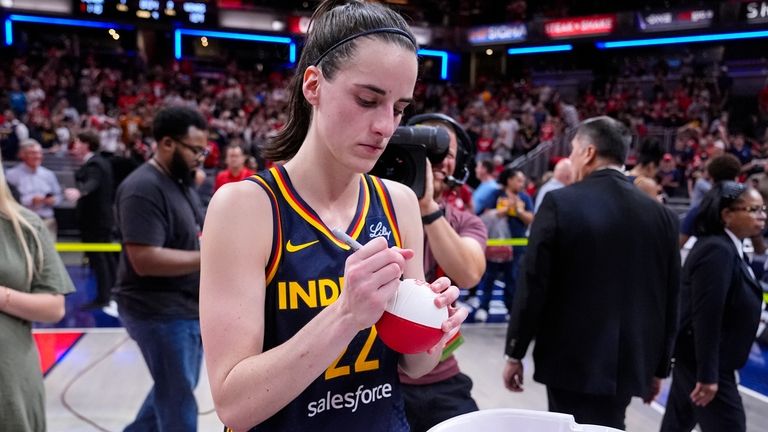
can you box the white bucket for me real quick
[427,408,624,432]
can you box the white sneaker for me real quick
[474,308,488,323]
[101,300,119,318]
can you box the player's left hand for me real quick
[426,276,467,354]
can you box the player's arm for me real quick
[201,181,409,431]
[384,180,467,378]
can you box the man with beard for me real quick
[113,106,208,431]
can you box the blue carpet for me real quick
[741,342,768,396]
[34,265,121,329]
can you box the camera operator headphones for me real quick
[407,113,475,188]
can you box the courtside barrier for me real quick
[55,238,531,252]
[54,241,768,304]
[55,243,122,253]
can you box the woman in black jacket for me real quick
[661,181,765,432]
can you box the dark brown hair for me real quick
[695,181,750,236]
[262,0,418,161]
[706,154,742,182]
[77,130,101,153]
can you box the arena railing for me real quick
[54,240,768,304]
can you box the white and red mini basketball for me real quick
[376,278,448,354]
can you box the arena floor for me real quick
[36,263,768,432]
[39,324,768,432]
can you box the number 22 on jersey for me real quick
[325,327,380,380]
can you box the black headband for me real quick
[312,27,417,67]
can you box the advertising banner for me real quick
[75,0,216,26]
[467,23,527,45]
[637,8,715,32]
[743,1,768,24]
[544,14,615,39]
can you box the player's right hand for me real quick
[337,236,413,330]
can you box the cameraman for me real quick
[399,114,487,432]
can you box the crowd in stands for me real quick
[0,45,290,173]
[3,38,768,217]
[3,34,768,328]
[415,49,768,202]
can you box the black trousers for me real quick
[660,361,745,432]
[86,251,117,303]
[546,386,632,430]
[401,373,478,432]
[82,231,117,305]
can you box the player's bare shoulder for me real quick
[205,177,275,257]
[378,178,419,210]
[209,177,272,216]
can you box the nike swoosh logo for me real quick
[285,240,319,253]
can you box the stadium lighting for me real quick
[5,14,134,46]
[596,30,768,49]
[174,28,295,64]
[418,49,449,80]
[4,19,11,46]
[174,29,182,60]
[507,44,573,55]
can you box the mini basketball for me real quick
[376,278,448,354]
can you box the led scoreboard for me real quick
[75,0,216,26]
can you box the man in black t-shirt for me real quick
[114,106,208,432]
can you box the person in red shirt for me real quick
[443,184,474,213]
[213,144,254,192]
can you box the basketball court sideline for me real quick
[40,324,768,432]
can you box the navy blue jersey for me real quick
[232,166,409,432]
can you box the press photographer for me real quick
[370,113,474,201]
[384,113,487,432]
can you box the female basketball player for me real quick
[200,1,466,431]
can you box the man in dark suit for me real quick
[64,130,116,309]
[502,116,681,429]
